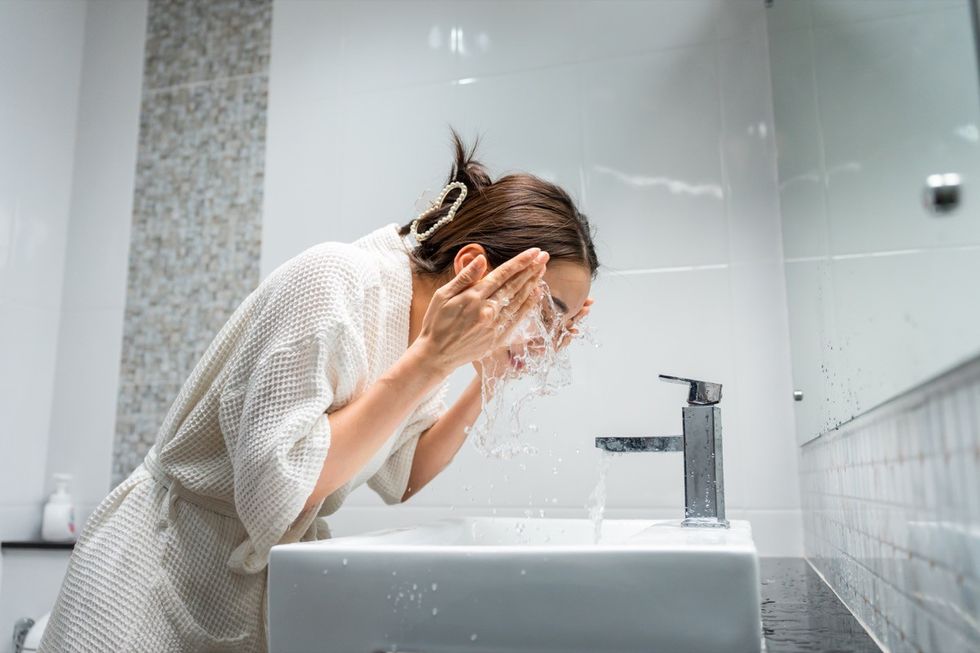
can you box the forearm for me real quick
[304,340,449,511]
[402,372,489,501]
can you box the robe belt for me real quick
[142,448,240,529]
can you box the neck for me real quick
[408,270,445,346]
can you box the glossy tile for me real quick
[337,0,458,95]
[718,19,782,265]
[768,26,830,260]
[783,259,842,443]
[582,46,727,271]
[800,353,980,652]
[268,0,344,103]
[260,95,345,278]
[574,0,719,61]
[812,5,980,255]
[831,248,980,421]
[456,0,580,77]
[338,79,461,240]
[455,64,583,202]
[47,308,125,507]
[0,300,59,514]
[809,0,965,27]
[765,0,813,33]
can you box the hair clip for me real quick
[410,181,468,243]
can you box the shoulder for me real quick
[255,241,382,340]
[271,241,381,294]
[264,241,385,314]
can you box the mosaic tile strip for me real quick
[113,0,270,485]
[800,353,980,652]
[144,0,271,91]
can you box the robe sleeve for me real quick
[219,246,365,574]
[367,383,450,505]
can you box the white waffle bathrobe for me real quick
[39,223,450,653]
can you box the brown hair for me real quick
[398,127,599,281]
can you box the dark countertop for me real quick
[1,540,75,550]
[760,558,881,653]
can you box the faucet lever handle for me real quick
[659,374,722,405]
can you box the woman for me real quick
[39,128,599,652]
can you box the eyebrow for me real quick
[550,295,568,313]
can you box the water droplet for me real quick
[432,607,439,616]
[412,583,417,590]
[322,569,329,575]
[342,558,348,566]
[520,569,526,575]
[470,633,479,641]
[431,582,438,591]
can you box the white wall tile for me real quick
[268,0,345,103]
[766,0,812,34]
[574,0,720,61]
[338,79,463,243]
[809,0,965,27]
[260,95,346,278]
[768,26,830,260]
[582,46,727,271]
[812,5,980,255]
[832,247,980,418]
[58,0,145,312]
[719,19,783,265]
[456,0,581,77]
[800,353,980,651]
[265,0,802,554]
[0,0,85,310]
[0,301,59,538]
[455,65,583,200]
[337,0,458,95]
[45,308,126,511]
[0,0,87,542]
[783,259,842,443]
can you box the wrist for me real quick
[406,336,454,380]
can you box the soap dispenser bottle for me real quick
[41,473,76,542]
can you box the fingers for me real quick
[439,254,487,297]
[497,283,543,345]
[476,247,545,299]
[490,261,547,319]
[568,296,594,325]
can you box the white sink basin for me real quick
[268,517,761,653]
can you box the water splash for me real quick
[469,278,598,459]
[587,450,612,544]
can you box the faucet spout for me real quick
[595,436,683,453]
[595,373,729,528]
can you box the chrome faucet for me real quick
[595,374,729,528]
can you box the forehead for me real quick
[541,260,591,311]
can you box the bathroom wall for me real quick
[0,0,148,647]
[768,1,980,650]
[110,0,272,486]
[800,354,980,651]
[769,0,980,444]
[264,0,804,555]
[0,0,87,542]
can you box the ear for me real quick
[454,243,490,277]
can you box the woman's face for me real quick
[505,259,592,364]
[450,245,593,369]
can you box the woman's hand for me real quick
[471,346,515,382]
[556,296,594,351]
[415,247,550,373]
